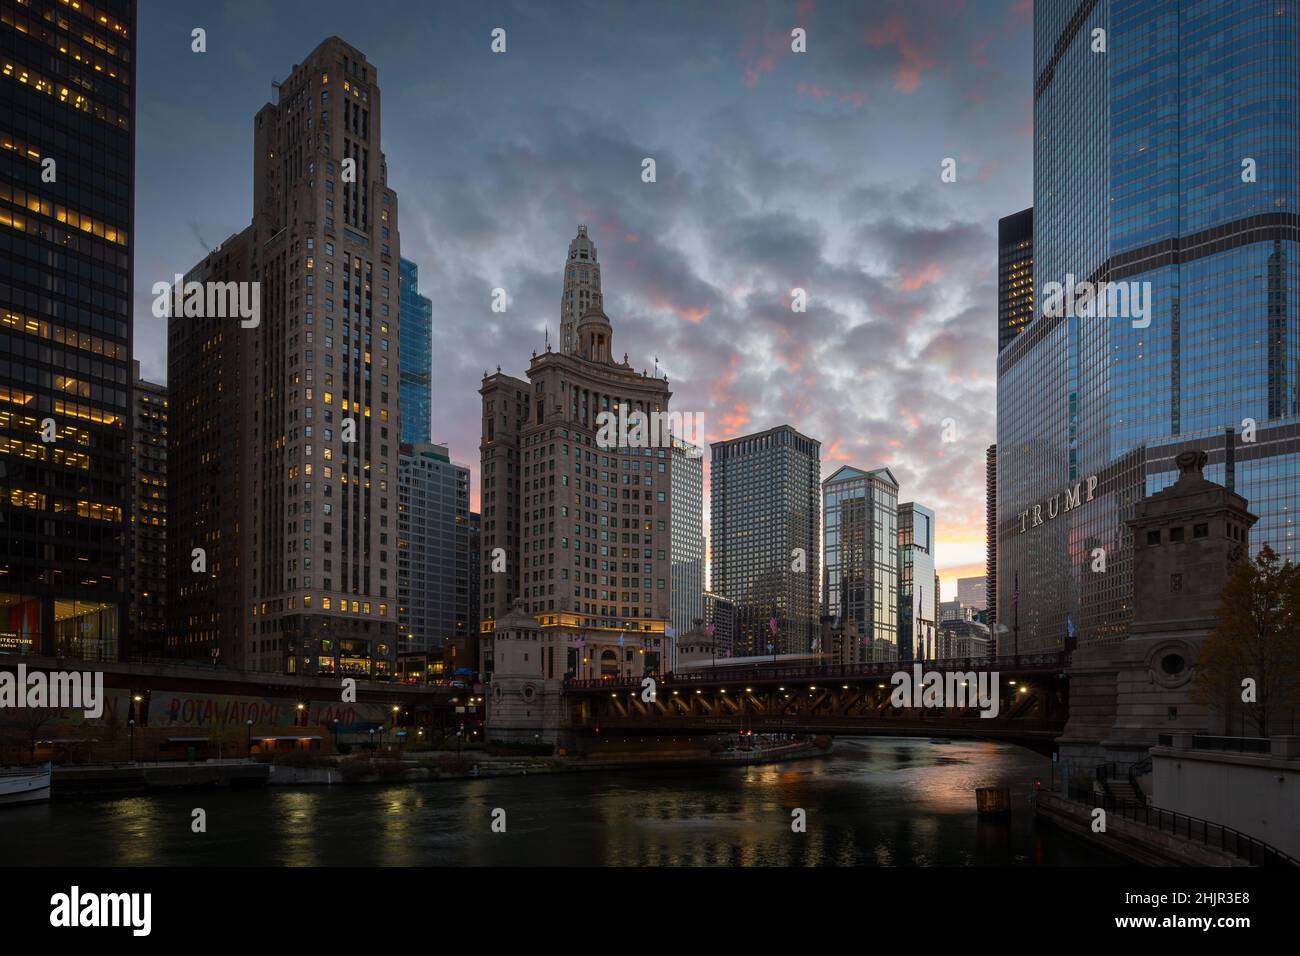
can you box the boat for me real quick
[928,738,952,745]
[0,763,52,807]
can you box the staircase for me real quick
[1095,760,1149,806]
[1104,778,1142,805]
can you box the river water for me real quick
[0,738,1120,866]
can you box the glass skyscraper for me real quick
[999,0,1300,652]
[0,0,135,660]
[898,501,936,661]
[998,207,1034,352]
[822,466,898,662]
[710,425,820,655]
[397,442,470,654]
[399,257,432,444]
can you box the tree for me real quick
[6,707,59,764]
[1193,544,1300,736]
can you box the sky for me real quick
[133,0,1035,601]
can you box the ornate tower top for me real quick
[1128,448,1257,632]
[575,292,613,364]
[559,225,602,355]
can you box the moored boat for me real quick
[0,763,52,807]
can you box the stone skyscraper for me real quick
[711,425,821,656]
[558,225,601,356]
[129,362,167,659]
[0,0,135,660]
[479,227,673,681]
[669,436,704,645]
[170,37,401,675]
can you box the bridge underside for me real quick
[565,662,1069,757]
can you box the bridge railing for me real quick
[574,713,1064,733]
[1063,781,1298,868]
[563,653,1069,691]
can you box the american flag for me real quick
[768,613,777,636]
[705,622,716,638]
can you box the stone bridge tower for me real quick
[1059,450,1258,778]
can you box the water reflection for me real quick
[0,738,1120,867]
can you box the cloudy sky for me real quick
[134,0,1034,599]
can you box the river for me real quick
[0,738,1120,866]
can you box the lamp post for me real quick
[332,718,340,753]
[128,718,135,763]
[369,727,375,752]
[245,718,253,758]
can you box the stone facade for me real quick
[1059,450,1257,780]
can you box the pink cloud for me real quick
[866,14,936,93]
[739,31,792,87]
[898,262,944,290]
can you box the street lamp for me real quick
[369,727,376,752]
[332,718,340,753]
[128,718,135,763]
[246,718,253,758]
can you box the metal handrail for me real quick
[1062,782,1298,868]
[1128,755,1153,803]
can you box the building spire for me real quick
[559,225,601,355]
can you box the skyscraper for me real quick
[398,257,432,444]
[999,1,1300,651]
[558,225,601,356]
[998,207,1034,352]
[0,0,135,660]
[170,38,401,675]
[898,502,936,661]
[669,436,704,642]
[957,575,987,611]
[166,232,249,664]
[129,362,167,659]
[479,226,673,678]
[985,442,997,623]
[703,590,736,658]
[823,466,898,662]
[398,442,470,655]
[711,425,821,656]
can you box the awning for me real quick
[165,737,211,743]
[255,736,324,741]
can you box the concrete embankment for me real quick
[53,761,270,798]
[44,742,831,795]
[1035,791,1247,866]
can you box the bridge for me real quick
[562,654,1070,756]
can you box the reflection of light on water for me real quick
[274,790,322,866]
[104,797,165,866]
